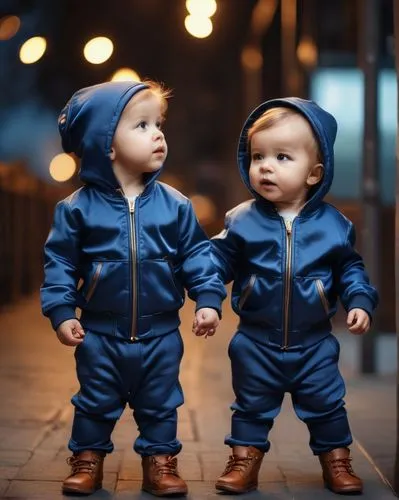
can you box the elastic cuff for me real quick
[347,295,374,320]
[195,292,223,319]
[49,305,77,331]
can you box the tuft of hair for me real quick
[247,106,322,162]
[141,79,172,116]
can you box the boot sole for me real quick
[324,482,363,495]
[62,483,102,495]
[215,482,257,494]
[142,486,188,497]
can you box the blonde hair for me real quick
[138,80,172,117]
[248,107,322,162]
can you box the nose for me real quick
[259,160,273,173]
[152,127,164,141]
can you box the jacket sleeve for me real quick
[211,212,241,284]
[334,222,378,318]
[40,200,81,330]
[178,201,226,315]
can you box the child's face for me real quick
[248,114,322,211]
[110,91,167,175]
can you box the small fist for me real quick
[56,319,85,346]
[347,308,370,335]
[192,307,219,338]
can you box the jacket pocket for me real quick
[238,274,257,310]
[140,259,184,316]
[315,279,330,315]
[84,262,103,302]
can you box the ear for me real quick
[109,147,115,161]
[306,163,324,187]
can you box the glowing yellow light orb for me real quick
[184,15,213,39]
[186,0,217,17]
[111,68,140,82]
[19,36,47,64]
[49,154,76,182]
[84,37,114,64]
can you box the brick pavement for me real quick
[0,295,396,499]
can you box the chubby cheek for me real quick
[248,167,259,187]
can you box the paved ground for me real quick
[0,294,396,499]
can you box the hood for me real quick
[58,81,162,191]
[237,97,337,214]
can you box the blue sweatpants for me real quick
[226,332,352,455]
[69,329,184,456]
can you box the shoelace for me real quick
[223,455,254,475]
[330,457,355,476]
[66,456,100,476]
[153,456,180,476]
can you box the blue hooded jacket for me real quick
[40,81,226,341]
[212,98,378,349]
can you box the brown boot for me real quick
[319,447,363,494]
[62,450,105,494]
[215,446,265,494]
[141,454,188,496]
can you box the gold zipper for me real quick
[128,199,138,342]
[85,262,103,302]
[238,274,257,310]
[316,279,329,314]
[282,219,293,349]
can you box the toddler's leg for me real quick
[216,332,285,494]
[64,332,126,494]
[292,335,362,494]
[130,330,187,496]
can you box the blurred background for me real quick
[0,0,396,367]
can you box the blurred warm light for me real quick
[297,36,318,68]
[84,37,114,64]
[49,154,76,182]
[186,0,217,17]
[241,46,263,71]
[0,15,21,40]
[159,173,184,191]
[111,68,140,82]
[184,15,213,38]
[190,194,217,225]
[19,36,47,64]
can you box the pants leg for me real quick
[291,335,352,455]
[226,332,285,453]
[130,330,184,457]
[69,331,130,454]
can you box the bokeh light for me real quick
[184,15,213,39]
[190,194,217,225]
[0,15,21,40]
[186,0,217,17]
[83,37,114,64]
[49,154,76,182]
[111,68,140,82]
[19,37,47,64]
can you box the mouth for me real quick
[153,146,165,155]
[260,179,277,187]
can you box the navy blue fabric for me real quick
[69,329,184,455]
[212,98,378,346]
[40,82,226,339]
[226,333,352,454]
[211,98,378,455]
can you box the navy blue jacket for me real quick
[41,82,226,341]
[212,98,378,348]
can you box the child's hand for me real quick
[56,319,85,346]
[192,308,219,338]
[347,308,370,335]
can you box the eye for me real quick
[156,120,162,129]
[252,153,263,161]
[138,121,147,129]
[277,153,290,161]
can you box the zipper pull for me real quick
[129,200,135,213]
[284,219,292,234]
